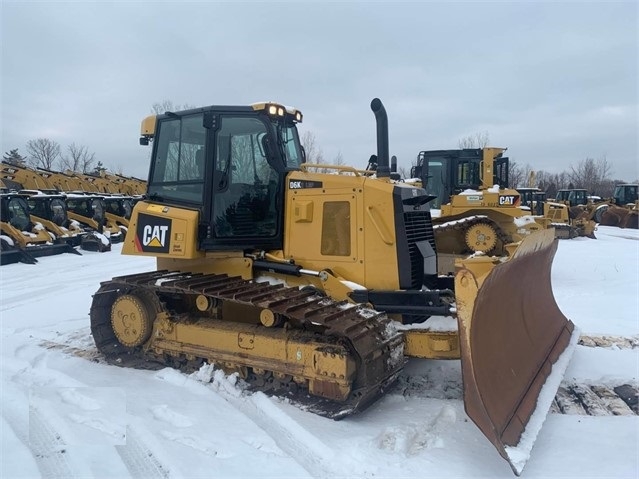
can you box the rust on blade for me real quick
[455,229,575,472]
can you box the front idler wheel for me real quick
[110,294,154,347]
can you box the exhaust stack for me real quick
[370,98,390,178]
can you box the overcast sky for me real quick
[2,1,637,181]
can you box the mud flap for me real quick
[454,228,578,475]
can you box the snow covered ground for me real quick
[1,226,637,479]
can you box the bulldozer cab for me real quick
[567,189,588,206]
[555,189,570,203]
[144,103,304,251]
[415,148,509,208]
[613,184,638,206]
[516,187,546,216]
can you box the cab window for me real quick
[213,116,280,239]
[149,113,206,203]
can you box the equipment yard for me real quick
[1,224,637,479]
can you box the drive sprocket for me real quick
[464,222,498,253]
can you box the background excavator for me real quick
[89,99,576,475]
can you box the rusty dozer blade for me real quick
[454,228,578,475]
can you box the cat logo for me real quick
[499,195,519,206]
[143,225,169,247]
[135,213,171,253]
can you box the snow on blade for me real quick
[504,327,581,475]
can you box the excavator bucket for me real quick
[454,228,578,475]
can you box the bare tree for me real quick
[458,131,490,149]
[333,151,345,167]
[60,143,96,173]
[568,156,613,195]
[534,170,552,192]
[598,179,616,198]
[509,161,534,189]
[26,138,61,169]
[300,131,324,164]
[398,166,410,179]
[3,148,27,167]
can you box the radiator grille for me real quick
[403,210,435,289]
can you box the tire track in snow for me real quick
[3,345,168,479]
[1,395,89,479]
[115,427,173,479]
[27,406,82,479]
[1,393,67,479]
[196,369,363,479]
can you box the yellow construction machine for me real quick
[555,185,638,229]
[0,192,80,264]
[592,184,638,229]
[516,187,596,239]
[19,190,88,247]
[410,148,560,274]
[0,161,147,196]
[90,99,576,475]
[65,193,126,251]
[102,194,133,233]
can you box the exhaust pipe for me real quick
[391,155,397,173]
[370,98,390,178]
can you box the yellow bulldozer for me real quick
[515,187,597,239]
[90,99,576,475]
[409,148,562,274]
